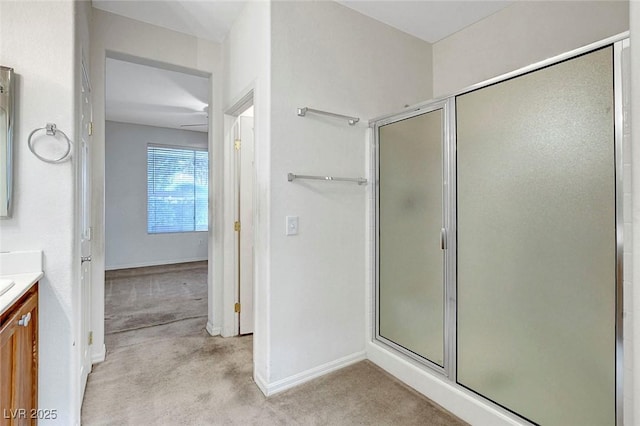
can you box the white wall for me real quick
[221,0,272,384]
[90,8,222,361]
[0,1,81,424]
[104,121,208,270]
[266,0,431,391]
[370,2,630,425]
[433,1,630,97]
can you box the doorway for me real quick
[224,92,255,337]
[103,54,211,341]
[234,106,255,335]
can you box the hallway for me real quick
[81,265,465,425]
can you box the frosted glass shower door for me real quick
[378,109,445,367]
[456,47,616,425]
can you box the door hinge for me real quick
[234,221,241,232]
[234,139,241,150]
[88,331,93,345]
[234,303,241,313]
[89,121,93,136]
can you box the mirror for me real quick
[0,66,13,218]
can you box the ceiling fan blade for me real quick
[180,123,208,127]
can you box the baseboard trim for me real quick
[105,257,208,272]
[91,344,106,364]
[254,371,269,397]
[79,363,89,400]
[366,342,521,426]
[206,321,221,336]
[221,324,236,338]
[261,351,366,396]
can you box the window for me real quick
[147,145,208,233]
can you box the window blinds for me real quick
[147,145,209,233]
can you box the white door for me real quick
[79,57,93,395]
[235,116,254,334]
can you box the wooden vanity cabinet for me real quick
[0,284,38,426]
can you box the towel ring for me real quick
[28,123,72,163]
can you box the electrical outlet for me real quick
[286,216,298,236]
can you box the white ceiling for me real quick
[99,1,514,132]
[93,0,247,43]
[93,0,514,45]
[337,1,513,43]
[106,58,209,132]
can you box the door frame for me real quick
[222,90,255,337]
[370,33,628,426]
[93,51,214,355]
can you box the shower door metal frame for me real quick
[372,98,454,377]
[370,32,628,426]
[613,37,628,426]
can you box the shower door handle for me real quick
[440,228,447,250]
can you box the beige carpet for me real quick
[104,261,208,333]
[82,263,466,426]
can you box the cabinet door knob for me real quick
[81,256,92,263]
[18,312,31,327]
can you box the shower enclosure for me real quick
[373,37,626,426]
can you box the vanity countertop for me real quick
[0,272,42,316]
[0,250,43,316]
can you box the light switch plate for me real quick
[286,216,299,236]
